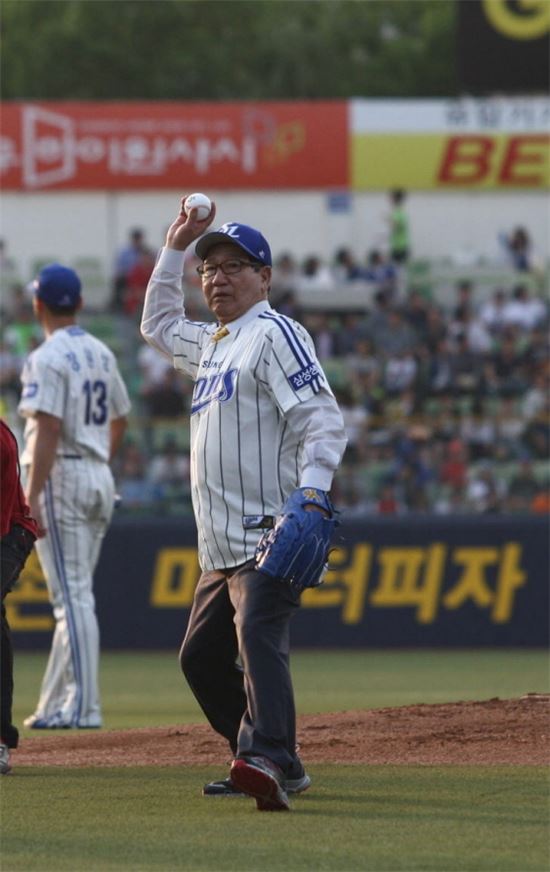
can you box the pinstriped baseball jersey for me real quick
[18,326,131,463]
[170,300,335,570]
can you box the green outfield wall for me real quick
[9,516,549,650]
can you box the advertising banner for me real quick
[8,516,548,650]
[351,98,550,190]
[457,0,550,93]
[0,101,348,191]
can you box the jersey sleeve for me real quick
[141,246,214,380]
[257,314,333,416]
[17,350,66,420]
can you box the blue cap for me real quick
[195,222,272,266]
[34,264,82,308]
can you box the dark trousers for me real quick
[179,562,301,775]
[1,527,36,748]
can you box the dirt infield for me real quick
[13,695,549,768]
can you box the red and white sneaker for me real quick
[230,756,290,811]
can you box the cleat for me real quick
[230,756,290,811]
[0,744,11,775]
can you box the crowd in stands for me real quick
[1,202,548,518]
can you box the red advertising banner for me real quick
[0,101,348,191]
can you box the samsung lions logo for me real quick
[219,223,241,239]
[191,368,238,415]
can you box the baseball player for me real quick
[1,420,39,773]
[18,264,131,729]
[141,197,347,811]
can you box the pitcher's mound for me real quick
[12,695,549,768]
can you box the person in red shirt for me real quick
[1,420,39,773]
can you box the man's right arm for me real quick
[140,195,216,357]
[140,247,188,358]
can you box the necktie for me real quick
[212,326,229,343]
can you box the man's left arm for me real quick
[254,392,347,592]
[285,392,347,492]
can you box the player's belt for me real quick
[60,454,83,459]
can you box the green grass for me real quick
[12,649,550,731]
[5,649,549,871]
[2,765,548,871]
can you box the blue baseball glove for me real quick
[254,487,338,593]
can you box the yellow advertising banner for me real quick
[351,98,550,190]
[352,132,549,190]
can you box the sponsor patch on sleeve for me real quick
[21,382,38,399]
[288,363,321,391]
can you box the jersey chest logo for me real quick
[191,368,238,415]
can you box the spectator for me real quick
[531,483,550,514]
[333,313,370,357]
[271,252,299,298]
[439,438,468,489]
[363,250,397,297]
[296,255,333,292]
[523,326,550,379]
[433,482,468,515]
[450,333,484,396]
[466,464,504,513]
[502,285,547,333]
[148,437,191,510]
[0,240,19,301]
[384,350,418,396]
[332,248,365,283]
[506,459,540,513]
[376,482,404,515]
[141,368,188,419]
[521,372,548,421]
[304,313,336,361]
[452,280,474,323]
[404,289,430,343]
[495,396,524,454]
[371,307,417,357]
[460,398,496,461]
[335,387,369,463]
[488,329,526,396]
[123,249,156,317]
[521,396,550,459]
[116,440,161,509]
[3,303,42,362]
[0,337,21,405]
[387,189,410,264]
[499,226,532,272]
[423,304,448,354]
[479,288,508,338]
[428,337,454,395]
[112,228,153,311]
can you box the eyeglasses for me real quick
[196,258,261,279]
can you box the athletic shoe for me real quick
[230,755,290,811]
[0,744,11,775]
[24,715,72,729]
[23,714,101,729]
[203,770,311,797]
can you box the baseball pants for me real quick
[31,458,114,727]
[179,561,302,776]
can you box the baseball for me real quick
[185,193,212,220]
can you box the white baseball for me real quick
[185,193,212,220]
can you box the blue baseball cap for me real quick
[34,263,82,308]
[195,222,272,266]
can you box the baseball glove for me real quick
[254,487,338,593]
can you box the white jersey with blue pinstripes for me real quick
[18,325,131,464]
[141,250,345,571]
